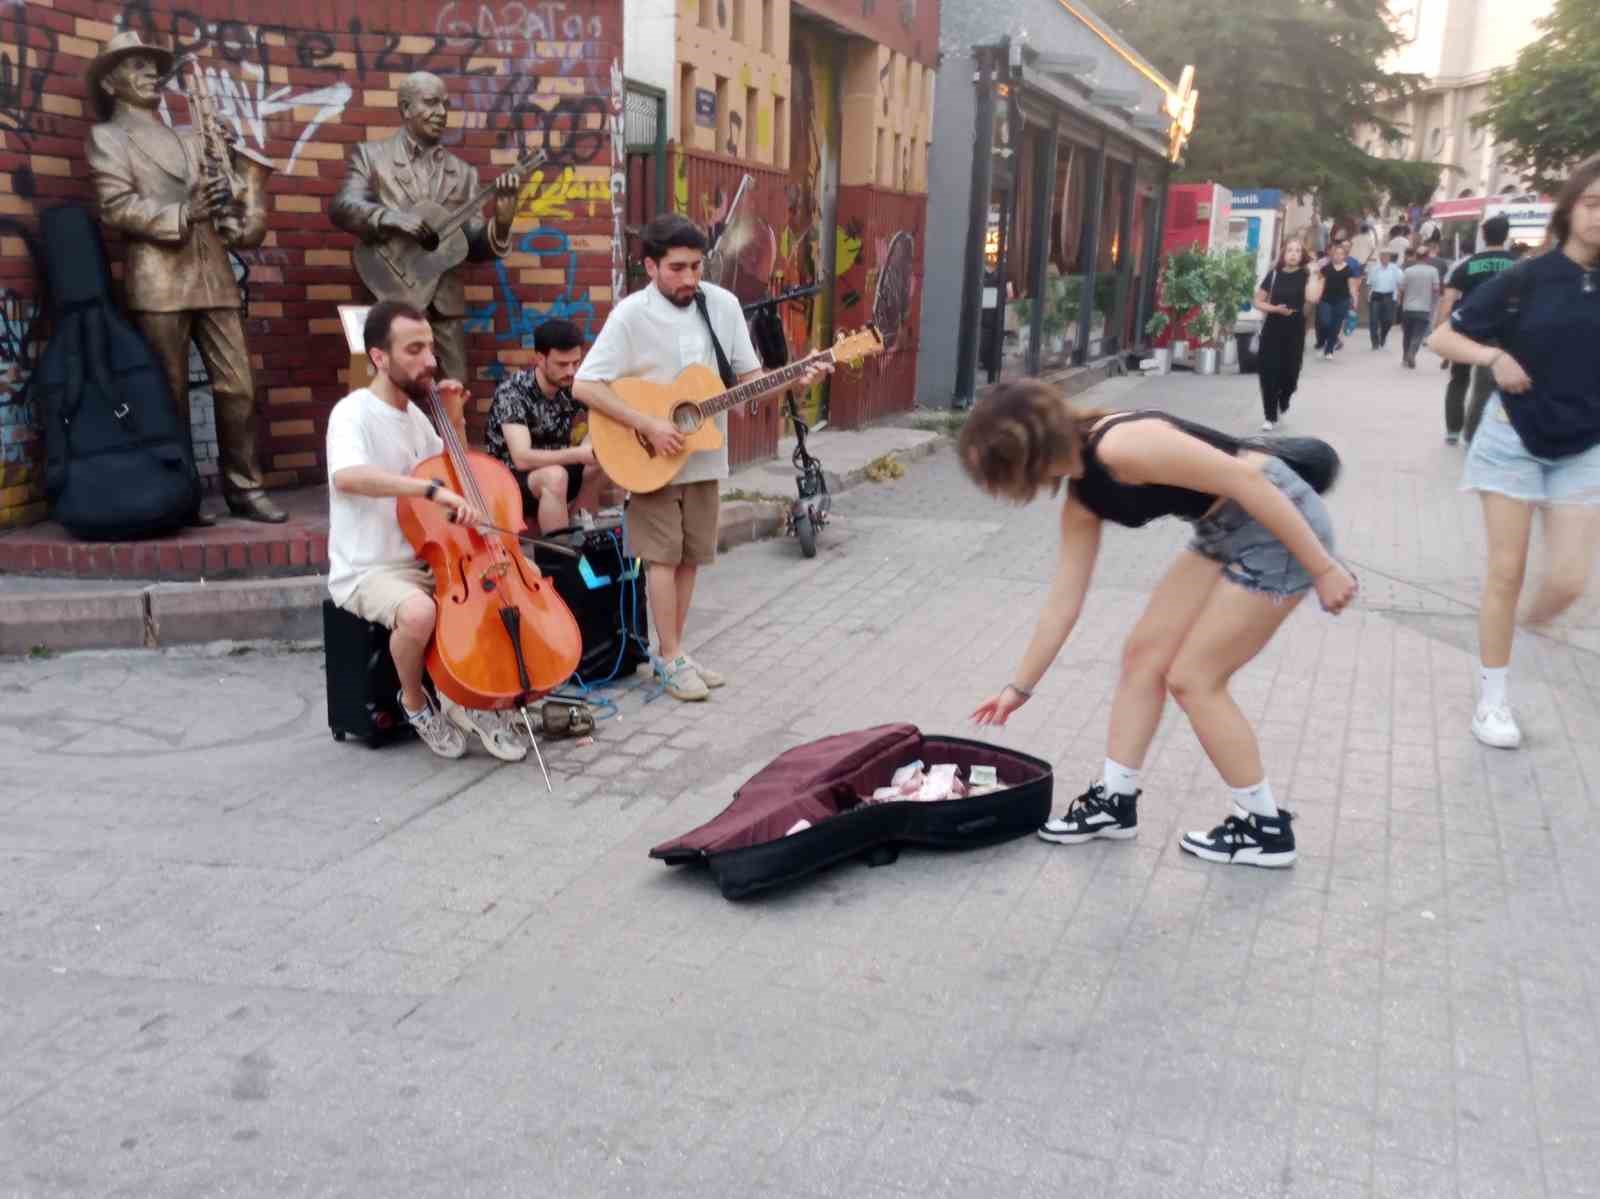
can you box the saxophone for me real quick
[174,55,275,249]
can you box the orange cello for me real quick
[397,384,583,779]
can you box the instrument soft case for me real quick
[323,599,416,748]
[34,203,203,539]
[651,723,1053,899]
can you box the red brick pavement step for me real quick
[0,488,330,582]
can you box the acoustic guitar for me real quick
[354,148,547,308]
[590,327,885,494]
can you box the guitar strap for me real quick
[691,290,738,389]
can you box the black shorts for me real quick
[514,464,585,511]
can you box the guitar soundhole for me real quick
[669,402,701,435]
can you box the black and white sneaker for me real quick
[1179,804,1296,867]
[1038,783,1139,844]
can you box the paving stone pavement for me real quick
[2,342,1598,1198]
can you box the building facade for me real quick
[623,0,936,454]
[916,0,1191,408]
[1363,0,1555,204]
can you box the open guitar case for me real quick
[651,724,1053,900]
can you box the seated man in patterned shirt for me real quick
[485,318,608,533]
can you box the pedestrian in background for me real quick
[1253,237,1323,430]
[1398,246,1441,368]
[1439,215,1516,444]
[1366,251,1401,349]
[1313,240,1361,359]
[1386,224,1412,262]
[1350,222,1378,271]
[1427,154,1600,750]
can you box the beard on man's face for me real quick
[390,362,433,399]
[657,277,697,308]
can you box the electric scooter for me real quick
[742,282,829,558]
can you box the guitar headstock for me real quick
[832,325,886,367]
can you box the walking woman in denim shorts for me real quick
[1428,154,1600,751]
[961,382,1358,868]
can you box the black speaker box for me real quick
[532,525,650,684]
[323,599,416,748]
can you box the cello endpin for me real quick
[519,705,553,792]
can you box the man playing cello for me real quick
[326,300,530,761]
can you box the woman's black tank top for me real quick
[1072,411,1245,527]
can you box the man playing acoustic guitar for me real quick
[573,214,830,701]
[327,300,530,762]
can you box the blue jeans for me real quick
[1315,299,1350,353]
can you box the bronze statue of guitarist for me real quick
[330,72,521,386]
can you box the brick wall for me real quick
[0,0,624,528]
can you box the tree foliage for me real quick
[1100,0,1440,217]
[1478,0,1600,191]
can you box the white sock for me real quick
[1479,664,1509,709]
[1102,758,1141,797]
[1231,779,1278,818]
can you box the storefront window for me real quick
[979,94,1023,382]
[995,129,1039,379]
[1038,139,1091,370]
[1088,159,1129,358]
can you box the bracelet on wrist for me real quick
[425,480,440,501]
[1006,682,1033,699]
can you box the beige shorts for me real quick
[341,562,434,629]
[625,480,719,566]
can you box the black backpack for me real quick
[36,203,201,540]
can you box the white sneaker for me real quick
[685,654,725,688]
[440,695,529,762]
[1260,420,1277,432]
[401,694,467,759]
[656,654,709,702]
[1471,704,1522,749]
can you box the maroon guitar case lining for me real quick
[651,723,1054,899]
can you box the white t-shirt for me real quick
[325,388,443,605]
[574,281,761,484]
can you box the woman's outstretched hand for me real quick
[972,685,1029,727]
[1315,562,1359,614]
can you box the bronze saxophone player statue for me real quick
[330,71,528,389]
[84,31,286,525]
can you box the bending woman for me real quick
[964,384,1358,867]
[1427,154,1600,750]
[1253,237,1324,431]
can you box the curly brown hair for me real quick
[957,380,1109,504]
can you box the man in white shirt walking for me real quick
[573,214,828,701]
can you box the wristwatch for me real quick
[424,481,440,501]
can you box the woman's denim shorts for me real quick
[1187,457,1336,599]
[1461,395,1600,505]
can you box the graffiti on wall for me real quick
[0,217,41,479]
[159,61,352,176]
[435,1,605,47]
[465,226,597,379]
[118,0,612,164]
[0,0,62,200]
[607,58,626,306]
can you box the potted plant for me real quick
[1190,248,1257,374]
[1156,248,1210,366]
[1013,267,1081,360]
[1143,310,1172,373]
